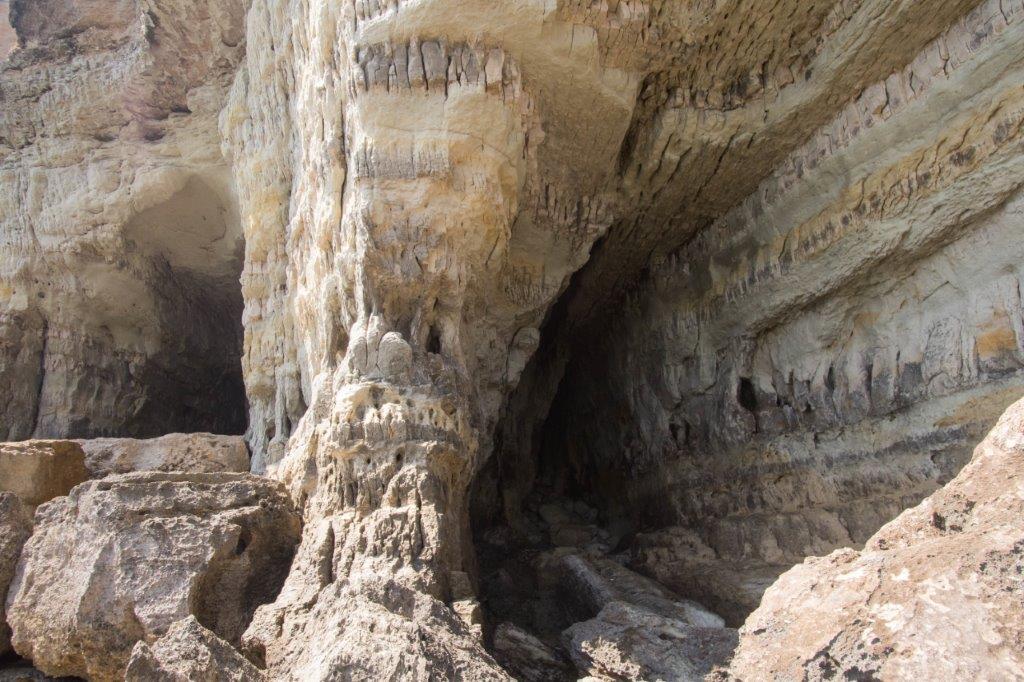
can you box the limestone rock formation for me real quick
[77,432,249,478]
[0,492,31,656]
[0,440,87,509]
[6,472,301,681]
[125,616,266,682]
[724,395,1024,680]
[1,0,1023,678]
[564,600,737,682]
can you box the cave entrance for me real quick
[118,175,249,437]
[30,175,250,440]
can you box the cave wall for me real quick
[537,1,1024,621]
[0,0,249,439]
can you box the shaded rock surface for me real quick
[492,623,572,682]
[0,493,31,656]
[126,616,264,682]
[1,0,1023,679]
[0,441,88,510]
[6,472,300,681]
[564,600,737,682]
[725,395,1024,680]
[76,433,249,478]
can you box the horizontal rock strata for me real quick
[725,394,1024,679]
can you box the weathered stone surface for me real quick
[0,441,88,509]
[2,0,1024,678]
[77,433,249,478]
[125,616,265,682]
[725,395,1024,680]
[563,600,737,682]
[0,492,32,656]
[492,622,572,682]
[6,472,301,681]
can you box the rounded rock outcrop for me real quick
[6,472,301,681]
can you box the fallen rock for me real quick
[550,551,724,628]
[7,472,301,681]
[725,395,1024,680]
[76,432,250,478]
[563,600,738,681]
[492,622,573,682]
[0,441,88,509]
[125,616,265,681]
[0,493,32,656]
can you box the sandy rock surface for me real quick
[0,492,32,656]
[725,395,1024,680]
[0,441,88,509]
[76,432,249,478]
[126,616,265,682]
[6,472,300,681]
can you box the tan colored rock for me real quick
[77,433,249,478]
[563,600,737,682]
[0,492,32,656]
[7,472,301,681]
[0,441,88,509]
[725,395,1024,680]
[125,616,265,682]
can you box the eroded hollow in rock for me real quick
[27,176,248,440]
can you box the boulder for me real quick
[491,622,572,682]
[6,472,301,681]
[0,493,32,655]
[563,600,738,681]
[76,432,250,478]
[126,616,265,681]
[725,395,1024,680]
[550,551,724,628]
[0,441,88,509]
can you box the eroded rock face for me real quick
[0,440,88,509]
[6,472,300,681]
[126,616,265,682]
[0,0,249,440]
[0,492,32,656]
[77,433,249,478]
[724,395,1024,680]
[2,0,1024,678]
[488,0,1024,626]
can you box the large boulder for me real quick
[0,441,88,509]
[0,492,32,656]
[6,472,301,681]
[725,395,1024,680]
[126,616,265,681]
[76,433,250,478]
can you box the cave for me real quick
[4,0,1024,678]
[24,176,249,440]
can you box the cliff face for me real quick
[1,0,1023,679]
[0,0,248,440]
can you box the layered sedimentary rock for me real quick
[2,0,1024,678]
[726,394,1024,680]
[0,0,249,440]
[7,472,300,681]
[491,0,1024,625]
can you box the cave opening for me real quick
[31,175,250,440]
[118,176,249,438]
